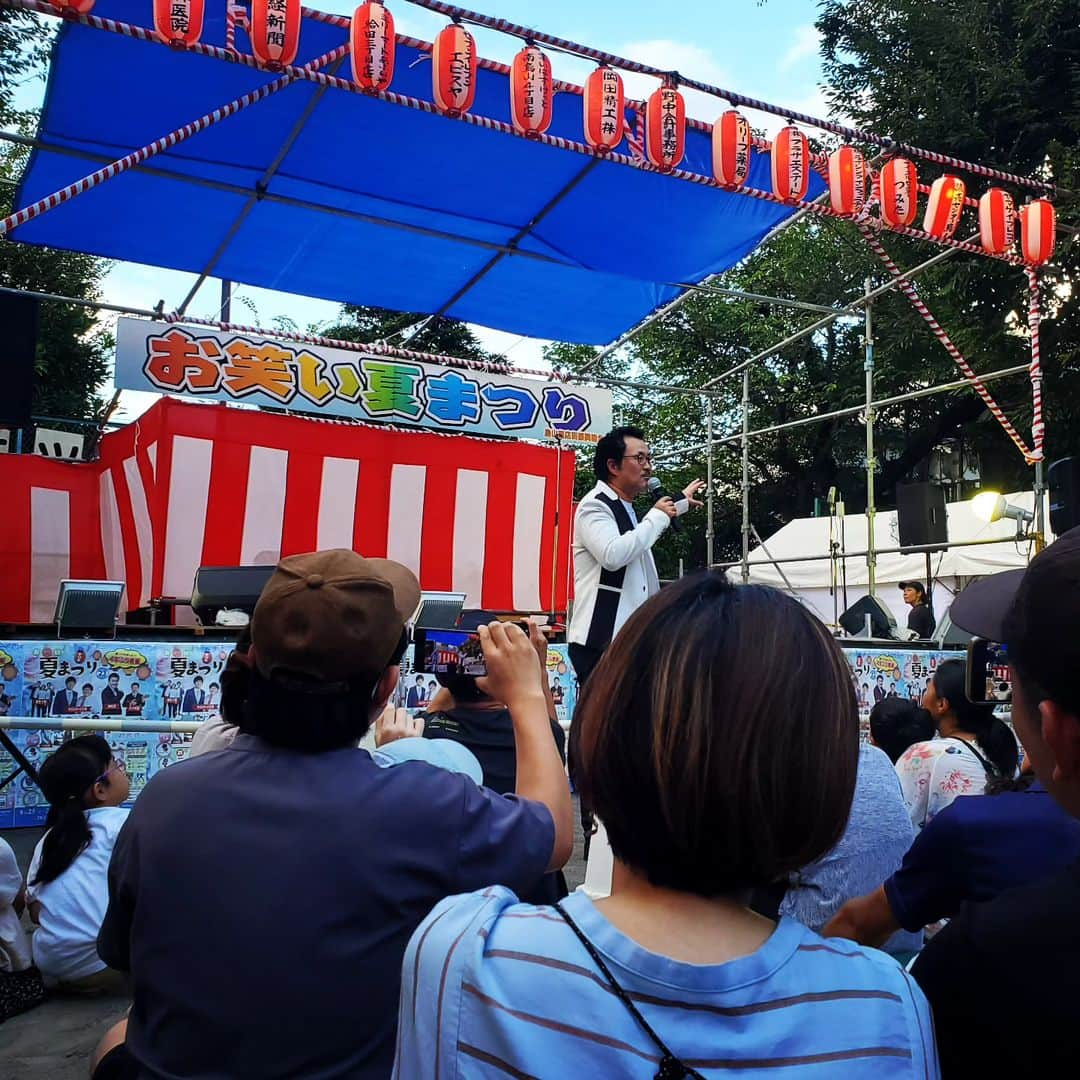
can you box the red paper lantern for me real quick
[153,0,203,46]
[432,22,476,117]
[250,0,301,68]
[48,0,95,13]
[510,44,553,136]
[712,109,751,187]
[923,175,966,239]
[878,157,918,228]
[583,65,624,152]
[827,146,867,215]
[645,85,685,171]
[351,1,395,92]
[1020,199,1056,265]
[978,188,1016,255]
[770,125,809,202]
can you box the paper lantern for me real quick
[645,85,685,171]
[583,65,624,152]
[153,0,203,45]
[878,157,918,228]
[48,0,95,13]
[1020,199,1056,265]
[770,125,809,202]
[250,0,301,68]
[712,109,751,187]
[351,1,395,92]
[978,188,1016,255]
[510,44,553,136]
[827,146,867,215]
[432,22,476,117]
[923,175,966,239]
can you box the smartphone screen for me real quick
[416,629,486,677]
[966,638,1011,703]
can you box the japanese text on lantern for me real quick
[661,93,679,159]
[170,1,189,33]
[601,69,620,138]
[141,328,595,435]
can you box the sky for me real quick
[10,0,831,421]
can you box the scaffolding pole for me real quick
[706,396,715,569]
[741,369,751,583]
[864,278,877,595]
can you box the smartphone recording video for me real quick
[966,638,1011,704]
[415,629,487,677]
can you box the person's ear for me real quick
[1040,700,1080,784]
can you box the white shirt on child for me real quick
[26,806,129,982]
[0,837,32,972]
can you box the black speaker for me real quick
[190,565,275,624]
[896,482,948,552]
[1049,457,1080,535]
[839,594,898,639]
[0,294,38,427]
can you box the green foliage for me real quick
[558,0,1078,577]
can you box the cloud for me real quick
[779,25,821,72]
[610,39,734,121]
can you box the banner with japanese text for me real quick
[114,318,612,443]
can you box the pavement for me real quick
[1,800,589,1079]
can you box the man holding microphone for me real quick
[567,426,705,687]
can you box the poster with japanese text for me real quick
[114,318,612,443]
[844,646,959,738]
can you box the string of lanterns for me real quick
[46,0,1058,264]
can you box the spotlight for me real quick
[971,491,1034,525]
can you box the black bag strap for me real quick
[554,901,705,1080]
[948,736,997,777]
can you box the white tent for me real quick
[730,491,1047,631]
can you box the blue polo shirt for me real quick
[885,781,1080,931]
[98,734,554,1079]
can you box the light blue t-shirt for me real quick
[394,886,938,1078]
[781,744,923,955]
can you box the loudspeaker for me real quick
[190,565,275,624]
[896,482,948,552]
[1049,457,1080,535]
[839,594,897,639]
[0,294,38,427]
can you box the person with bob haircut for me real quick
[870,697,936,764]
[394,574,937,1078]
[896,657,1019,830]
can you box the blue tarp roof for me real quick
[12,1,825,344]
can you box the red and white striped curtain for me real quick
[1,400,576,623]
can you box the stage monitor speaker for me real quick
[839,594,897,639]
[191,565,275,625]
[896,482,948,552]
[0,294,38,428]
[1048,457,1079,536]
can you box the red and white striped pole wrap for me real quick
[1026,267,1045,462]
[857,223,1036,463]
[0,41,348,236]
[225,0,247,53]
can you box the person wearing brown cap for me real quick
[91,549,572,1080]
[908,527,1080,1076]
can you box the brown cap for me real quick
[251,549,420,685]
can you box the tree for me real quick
[1,14,112,428]
[558,0,1078,576]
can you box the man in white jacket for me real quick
[567,426,704,689]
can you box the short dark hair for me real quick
[577,573,858,898]
[194,676,204,685]
[65,676,76,686]
[593,426,645,483]
[870,698,935,763]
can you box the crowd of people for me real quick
[0,430,1077,1077]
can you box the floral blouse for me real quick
[895,737,991,831]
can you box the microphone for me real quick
[647,476,683,533]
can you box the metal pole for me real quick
[741,369,751,583]
[706,396,715,569]
[864,278,877,595]
[220,279,232,323]
[1034,458,1047,551]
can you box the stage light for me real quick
[53,580,125,635]
[971,491,1033,525]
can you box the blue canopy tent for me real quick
[10,0,825,345]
